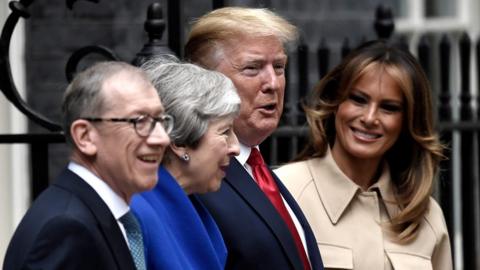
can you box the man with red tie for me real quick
[185,7,324,270]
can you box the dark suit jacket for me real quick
[3,168,137,270]
[199,158,324,270]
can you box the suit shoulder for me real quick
[12,185,99,245]
[274,161,312,198]
[5,215,99,270]
[41,214,96,237]
[34,217,102,267]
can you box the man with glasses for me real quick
[3,61,172,270]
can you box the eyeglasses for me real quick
[82,114,174,137]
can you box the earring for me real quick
[181,153,190,162]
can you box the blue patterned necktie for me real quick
[120,211,146,270]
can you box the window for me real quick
[391,0,473,32]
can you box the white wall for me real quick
[0,3,30,266]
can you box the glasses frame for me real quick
[82,114,174,137]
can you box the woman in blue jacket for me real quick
[131,58,241,270]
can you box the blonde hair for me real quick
[185,7,298,68]
[298,40,445,242]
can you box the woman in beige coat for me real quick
[275,40,452,270]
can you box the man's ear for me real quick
[70,120,98,156]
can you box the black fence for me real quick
[1,1,479,269]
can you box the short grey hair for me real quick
[62,61,149,145]
[141,56,241,148]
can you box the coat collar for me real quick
[308,149,397,225]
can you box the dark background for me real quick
[23,0,398,180]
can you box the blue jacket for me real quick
[131,166,227,270]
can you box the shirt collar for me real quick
[236,143,256,166]
[68,162,130,220]
[309,148,396,224]
[370,163,399,218]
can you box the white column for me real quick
[0,4,29,266]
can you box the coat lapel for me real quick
[273,171,324,270]
[54,169,136,270]
[225,159,303,269]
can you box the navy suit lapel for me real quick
[54,169,136,270]
[273,171,324,270]
[225,159,304,269]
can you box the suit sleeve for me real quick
[22,216,103,270]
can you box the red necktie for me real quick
[247,148,311,270]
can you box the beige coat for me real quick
[274,151,452,270]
